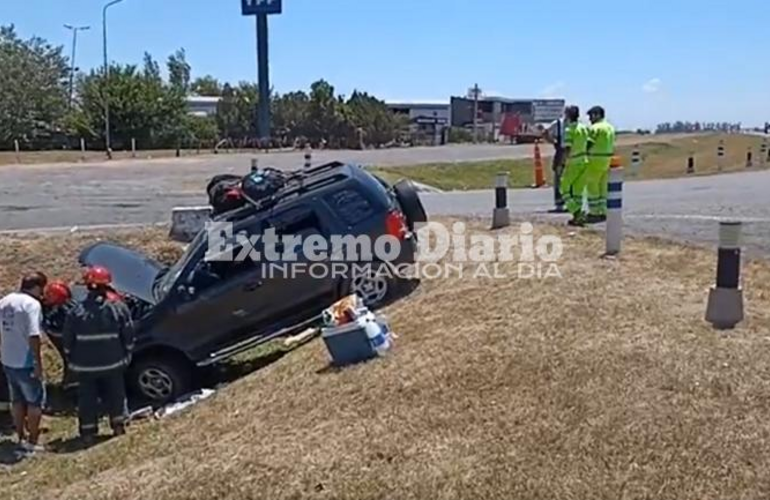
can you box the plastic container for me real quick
[362,312,391,356]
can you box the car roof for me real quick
[213,162,375,223]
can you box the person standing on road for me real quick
[0,272,48,453]
[559,106,591,226]
[63,266,134,445]
[544,115,568,213]
[585,106,616,223]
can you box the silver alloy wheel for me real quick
[350,268,389,306]
[138,367,174,401]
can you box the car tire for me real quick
[129,354,193,405]
[393,179,428,230]
[345,262,402,309]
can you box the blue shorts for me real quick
[3,366,46,408]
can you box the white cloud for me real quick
[539,81,566,98]
[642,78,662,93]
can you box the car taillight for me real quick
[385,209,408,240]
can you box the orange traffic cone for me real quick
[533,141,546,188]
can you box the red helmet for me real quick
[44,281,72,306]
[83,266,112,287]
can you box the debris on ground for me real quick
[153,389,216,419]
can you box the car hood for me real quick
[78,242,163,305]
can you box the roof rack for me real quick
[213,161,353,222]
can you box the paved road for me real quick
[423,169,770,256]
[0,144,538,231]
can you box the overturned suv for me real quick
[50,162,426,403]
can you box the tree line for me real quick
[0,25,409,151]
[655,121,743,134]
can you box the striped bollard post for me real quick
[250,158,258,172]
[687,153,695,174]
[304,147,312,170]
[761,140,768,165]
[717,141,725,171]
[631,146,642,176]
[746,148,753,168]
[705,221,744,330]
[766,139,770,162]
[604,156,624,256]
[491,172,510,229]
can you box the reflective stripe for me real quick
[76,333,120,341]
[79,423,98,430]
[69,358,128,373]
[569,152,588,158]
[608,182,622,193]
[608,199,622,209]
[589,152,615,157]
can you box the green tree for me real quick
[167,48,191,93]
[77,56,187,149]
[215,82,258,140]
[191,75,222,96]
[0,25,69,148]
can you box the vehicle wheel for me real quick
[129,355,192,404]
[393,179,428,230]
[348,264,394,308]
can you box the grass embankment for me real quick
[2,220,770,499]
[370,134,768,190]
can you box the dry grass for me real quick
[2,221,770,499]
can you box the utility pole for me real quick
[64,24,90,109]
[102,0,125,159]
[470,84,482,144]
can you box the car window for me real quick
[325,189,375,225]
[190,218,263,291]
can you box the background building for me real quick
[450,96,565,141]
[186,96,220,117]
[386,102,451,146]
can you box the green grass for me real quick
[370,134,769,191]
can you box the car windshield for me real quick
[153,230,207,301]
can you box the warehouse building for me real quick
[386,101,451,146]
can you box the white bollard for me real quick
[631,146,642,176]
[14,139,20,163]
[250,158,259,172]
[705,221,744,329]
[605,157,623,256]
[491,172,510,229]
[131,138,137,158]
[304,147,312,170]
[80,137,86,162]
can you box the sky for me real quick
[2,0,769,129]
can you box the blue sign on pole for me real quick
[242,0,282,16]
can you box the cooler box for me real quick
[322,318,377,367]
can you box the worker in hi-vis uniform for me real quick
[559,105,590,226]
[585,106,616,223]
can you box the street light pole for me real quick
[102,0,125,158]
[64,24,90,109]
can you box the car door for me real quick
[159,217,273,358]
[259,204,338,326]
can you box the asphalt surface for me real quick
[0,144,535,231]
[423,169,770,256]
[1,144,768,256]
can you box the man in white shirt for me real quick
[0,272,47,452]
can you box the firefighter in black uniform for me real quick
[42,280,77,388]
[63,266,135,443]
